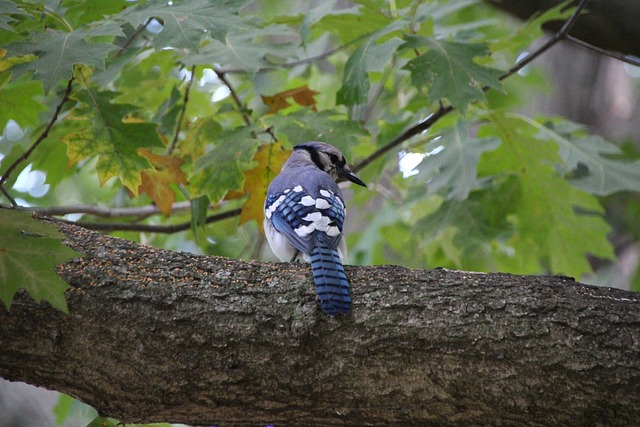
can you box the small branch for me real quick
[0,76,74,204]
[117,19,151,56]
[567,35,640,67]
[362,61,394,126]
[22,201,195,218]
[218,41,355,74]
[0,186,17,206]
[499,0,589,81]
[214,68,251,126]
[353,103,454,173]
[63,208,242,234]
[167,65,197,154]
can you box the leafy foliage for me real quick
[0,209,80,311]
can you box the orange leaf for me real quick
[138,148,187,216]
[288,86,319,109]
[237,142,290,229]
[261,93,291,114]
[261,85,319,114]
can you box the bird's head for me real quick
[292,142,367,187]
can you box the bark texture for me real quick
[487,0,640,57]
[1,220,639,426]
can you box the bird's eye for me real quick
[328,153,339,164]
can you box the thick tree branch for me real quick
[1,220,639,426]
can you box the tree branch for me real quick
[1,219,639,426]
[21,201,192,218]
[0,76,74,203]
[61,207,241,233]
[167,65,196,155]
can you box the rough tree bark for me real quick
[1,220,639,427]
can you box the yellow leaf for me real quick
[261,85,319,114]
[236,142,290,229]
[138,148,187,216]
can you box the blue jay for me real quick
[264,142,367,316]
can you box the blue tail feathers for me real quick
[309,243,351,316]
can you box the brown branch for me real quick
[167,65,197,154]
[2,220,640,426]
[0,186,17,206]
[499,0,589,81]
[116,18,151,56]
[60,207,241,233]
[0,76,74,204]
[22,201,195,218]
[218,40,355,74]
[567,34,640,66]
[214,68,251,126]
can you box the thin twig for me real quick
[362,61,394,126]
[567,35,640,67]
[22,201,194,218]
[214,68,251,126]
[167,65,196,154]
[0,76,74,204]
[64,208,242,233]
[0,186,17,206]
[353,103,454,173]
[117,19,151,56]
[499,0,589,81]
[218,40,356,74]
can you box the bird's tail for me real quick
[309,242,351,316]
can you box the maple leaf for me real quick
[117,0,254,51]
[402,36,503,114]
[237,142,290,228]
[189,128,260,202]
[62,90,164,194]
[261,86,320,114]
[138,148,187,216]
[0,209,82,312]
[6,23,123,92]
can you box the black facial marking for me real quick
[295,144,325,170]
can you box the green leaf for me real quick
[477,113,615,278]
[6,22,123,92]
[0,75,46,130]
[53,393,98,426]
[190,194,209,245]
[336,25,404,106]
[0,0,27,32]
[190,129,260,201]
[117,0,254,51]
[62,90,164,193]
[264,109,367,159]
[413,177,520,271]
[529,117,640,196]
[402,36,503,114]
[0,209,81,311]
[415,119,500,200]
[183,24,301,73]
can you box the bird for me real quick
[264,142,367,316]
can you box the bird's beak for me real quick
[339,166,367,188]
